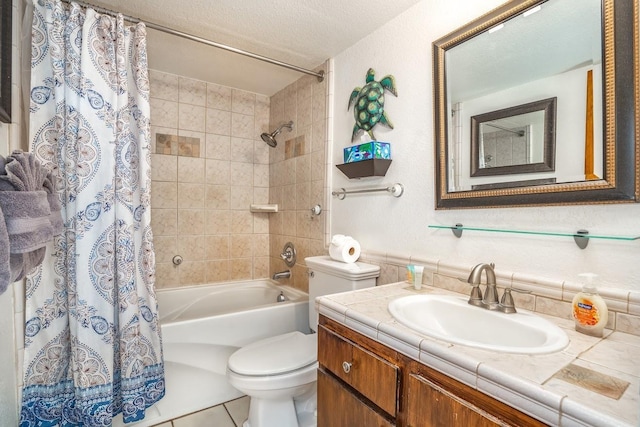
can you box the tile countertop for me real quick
[316,282,640,427]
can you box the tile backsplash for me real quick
[359,250,640,337]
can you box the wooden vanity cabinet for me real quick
[318,315,547,427]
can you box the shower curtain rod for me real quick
[61,0,325,82]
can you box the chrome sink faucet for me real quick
[466,263,530,313]
[467,262,499,309]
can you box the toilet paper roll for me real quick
[329,235,361,263]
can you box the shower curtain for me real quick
[20,0,164,425]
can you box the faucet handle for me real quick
[499,287,531,314]
[468,284,483,307]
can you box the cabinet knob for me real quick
[342,361,352,373]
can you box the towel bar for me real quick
[332,183,404,200]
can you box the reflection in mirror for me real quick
[470,97,556,178]
[433,0,639,209]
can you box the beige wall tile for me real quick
[206,159,230,185]
[153,236,177,263]
[178,183,205,209]
[207,83,232,111]
[150,70,179,101]
[151,181,177,208]
[253,234,270,257]
[231,113,255,139]
[151,209,177,236]
[178,104,206,132]
[177,209,204,235]
[616,313,640,336]
[231,211,253,234]
[177,157,205,183]
[230,186,253,210]
[179,77,206,106]
[253,164,269,188]
[205,260,230,283]
[205,185,230,210]
[298,97,312,128]
[206,235,229,259]
[253,213,269,234]
[254,141,270,165]
[253,256,270,279]
[150,98,178,128]
[253,187,269,205]
[231,137,254,163]
[230,258,253,281]
[232,90,255,115]
[205,210,230,234]
[178,235,206,261]
[206,108,231,135]
[155,262,179,288]
[206,134,231,160]
[295,181,310,211]
[231,234,253,258]
[231,162,253,186]
[179,261,206,285]
[151,154,177,182]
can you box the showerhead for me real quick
[261,121,294,148]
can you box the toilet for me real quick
[226,256,380,427]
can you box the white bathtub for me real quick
[115,280,309,427]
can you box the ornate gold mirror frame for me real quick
[433,0,639,209]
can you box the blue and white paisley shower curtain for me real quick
[20,0,164,425]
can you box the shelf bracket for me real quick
[452,223,463,238]
[573,229,589,249]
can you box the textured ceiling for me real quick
[86,0,423,95]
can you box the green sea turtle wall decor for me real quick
[348,68,398,142]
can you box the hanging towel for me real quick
[0,150,63,294]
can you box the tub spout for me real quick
[272,270,291,280]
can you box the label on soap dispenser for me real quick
[573,297,601,326]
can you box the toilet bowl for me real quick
[226,256,380,427]
[227,331,317,427]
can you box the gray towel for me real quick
[1,150,48,191]
[0,190,53,253]
[0,151,63,295]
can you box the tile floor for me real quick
[151,396,249,427]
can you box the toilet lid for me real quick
[228,331,317,376]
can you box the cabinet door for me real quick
[318,325,398,417]
[318,368,395,427]
[407,373,510,427]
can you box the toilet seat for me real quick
[228,331,317,376]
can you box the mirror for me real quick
[471,97,556,179]
[433,0,639,209]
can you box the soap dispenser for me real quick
[572,273,608,337]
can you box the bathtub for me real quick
[115,280,309,427]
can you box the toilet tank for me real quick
[305,256,380,332]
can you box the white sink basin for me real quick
[388,294,569,354]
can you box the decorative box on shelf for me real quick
[343,141,391,163]
[336,159,392,179]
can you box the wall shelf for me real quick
[428,224,640,249]
[336,159,392,179]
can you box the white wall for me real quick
[331,0,640,291]
[0,0,24,423]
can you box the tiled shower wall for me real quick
[268,64,330,293]
[149,70,272,288]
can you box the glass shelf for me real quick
[428,224,640,249]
